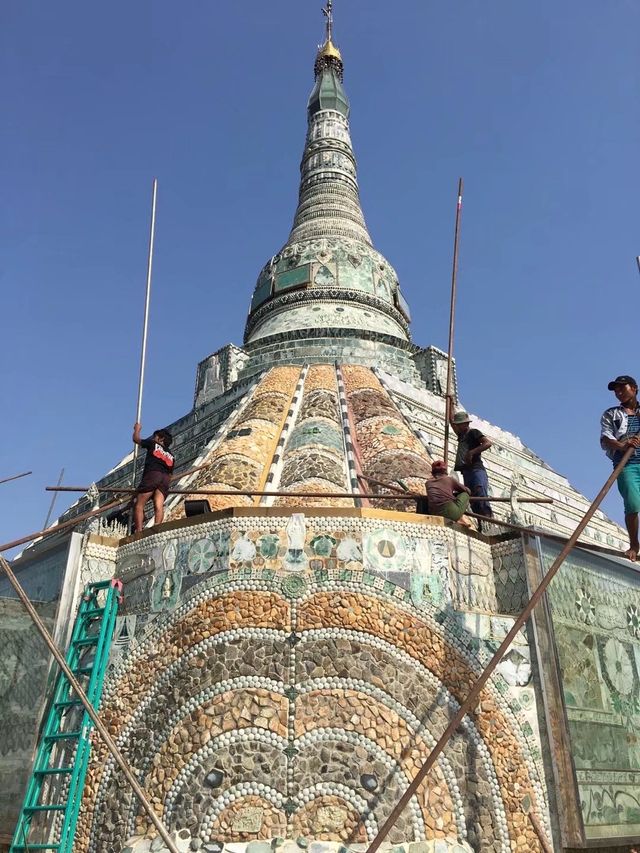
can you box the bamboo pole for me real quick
[0,470,32,486]
[443,178,463,468]
[131,178,158,490]
[362,473,623,557]
[0,499,128,555]
[0,554,179,853]
[43,467,65,529]
[357,473,552,503]
[465,510,627,558]
[43,484,553,503]
[363,446,634,853]
[529,811,554,853]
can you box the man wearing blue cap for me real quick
[601,375,640,560]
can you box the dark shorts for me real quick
[137,470,171,497]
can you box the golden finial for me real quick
[316,0,343,73]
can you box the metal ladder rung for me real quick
[71,666,93,674]
[80,607,104,618]
[54,698,83,708]
[24,804,66,812]
[34,767,74,776]
[44,731,81,741]
[74,636,99,647]
[11,844,61,851]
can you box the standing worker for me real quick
[450,411,493,530]
[425,460,472,527]
[132,422,175,532]
[600,375,640,561]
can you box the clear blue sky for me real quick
[2,0,639,551]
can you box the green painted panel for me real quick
[251,269,273,311]
[274,264,311,293]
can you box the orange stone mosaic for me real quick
[77,582,545,853]
[167,367,302,518]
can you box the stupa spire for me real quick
[244,6,413,358]
[293,1,369,246]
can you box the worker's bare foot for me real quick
[625,547,638,562]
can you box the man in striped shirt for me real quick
[601,375,640,560]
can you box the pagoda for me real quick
[4,7,640,853]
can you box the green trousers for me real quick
[438,491,470,521]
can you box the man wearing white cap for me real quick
[451,411,493,531]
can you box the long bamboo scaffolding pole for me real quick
[364,446,634,853]
[529,811,553,853]
[356,474,552,503]
[0,499,127,554]
[362,473,626,557]
[44,485,553,503]
[0,470,32,486]
[131,178,158,491]
[443,178,463,468]
[43,467,65,530]
[464,510,627,558]
[0,554,180,853]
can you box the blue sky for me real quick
[1,0,639,551]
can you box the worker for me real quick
[600,375,640,561]
[425,460,472,527]
[451,410,493,530]
[132,422,175,532]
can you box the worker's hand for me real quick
[626,436,640,448]
[133,422,141,432]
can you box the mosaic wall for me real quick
[273,365,352,508]
[194,345,250,408]
[544,541,640,841]
[75,512,548,853]
[168,367,303,517]
[341,365,431,513]
[249,303,406,344]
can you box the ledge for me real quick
[119,504,445,548]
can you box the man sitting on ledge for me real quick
[425,460,473,528]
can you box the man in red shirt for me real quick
[132,422,175,532]
[425,460,472,528]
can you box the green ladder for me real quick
[10,580,120,853]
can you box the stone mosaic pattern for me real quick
[75,514,549,853]
[492,539,528,615]
[167,367,302,517]
[544,542,640,841]
[123,836,474,853]
[274,365,352,508]
[342,366,431,513]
